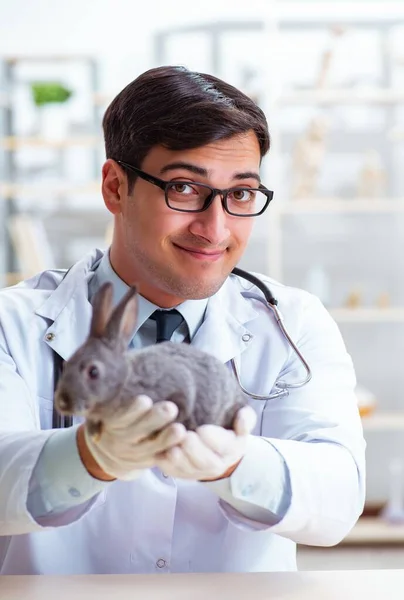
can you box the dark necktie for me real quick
[149,309,185,343]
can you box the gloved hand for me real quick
[80,395,187,481]
[155,405,257,481]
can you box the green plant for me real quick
[31,82,73,107]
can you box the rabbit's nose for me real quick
[56,390,72,413]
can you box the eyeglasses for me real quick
[116,160,274,217]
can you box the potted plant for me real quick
[30,81,73,139]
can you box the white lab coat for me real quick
[0,249,365,574]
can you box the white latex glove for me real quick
[84,395,186,480]
[155,405,257,481]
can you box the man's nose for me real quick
[189,195,230,246]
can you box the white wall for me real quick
[1,1,404,93]
[0,0,272,93]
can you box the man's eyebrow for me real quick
[160,162,208,177]
[233,171,261,184]
[160,162,261,184]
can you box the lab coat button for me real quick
[68,487,81,498]
[156,558,167,568]
[242,333,252,342]
[241,484,254,497]
[45,332,55,342]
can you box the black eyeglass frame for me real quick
[116,160,274,217]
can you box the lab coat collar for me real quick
[89,249,208,342]
[36,249,259,364]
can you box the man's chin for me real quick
[172,272,229,300]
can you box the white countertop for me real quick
[1,570,404,600]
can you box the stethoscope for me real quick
[230,267,312,400]
[52,267,312,429]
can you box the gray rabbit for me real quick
[54,282,247,438]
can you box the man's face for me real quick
[104,131,261,306]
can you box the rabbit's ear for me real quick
[104,286,138,345]
[90,282,113,338]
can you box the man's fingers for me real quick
[196,424,237,455]
[156,445,194,477]
[123,399,179,442]
[233,405,257,436]
[135,422,187,456]
[91,394,154,427]
[179,431,222,471]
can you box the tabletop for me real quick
[1,570,404,600]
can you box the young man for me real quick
[0,66,365,574]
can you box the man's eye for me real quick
[172,183,194,194]
[232,190,253,202]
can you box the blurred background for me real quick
[1,0,404,570]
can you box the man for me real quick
[0,66,365,574]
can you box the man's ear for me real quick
[102,159,126,215]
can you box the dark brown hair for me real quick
[103,65,270,190]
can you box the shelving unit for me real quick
[0,181,99,198]
[330,308,404,323]
[361,413,404,432]
[0,135,100,150]
[268,16,404,510]
[0,56,101,279]
[273,198,404,214]
[66,88,404,112]
[279,88,404,105]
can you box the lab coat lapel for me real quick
[35,249,103,362]
[191,274,259,364]
[42,296,93,362]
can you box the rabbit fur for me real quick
[54,282,247,438]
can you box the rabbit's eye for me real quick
[87,365,100,380]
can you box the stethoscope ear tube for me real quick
[232,267,278,306]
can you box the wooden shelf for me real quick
[4,55,96,64]
[93,92,112,106]
[35,88,404,109]
[0,181,99,198]
[341,517,404,545]
[0,136,100,150]
[361,412,404,432]
[0,92,108,109]
[274,199,404,214]
[329,308,404,323]
[279,89,404,105]
[4,87,401,109]
[3,273,23,286]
